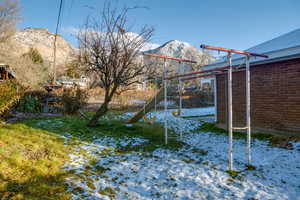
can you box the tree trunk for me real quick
[87,85,118,127]
[88,100,109,127]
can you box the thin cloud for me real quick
[62,27,160,51]
[62,26,80,36]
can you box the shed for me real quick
[204,28,300,136]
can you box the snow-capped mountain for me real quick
[119,32,160,51]
[140,42,160,52]
[146,40,212,61]
[142,40,214,73]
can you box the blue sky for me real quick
[19,0,300,52]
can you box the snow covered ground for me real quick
[179,107,215,117]
[65,107,300,200]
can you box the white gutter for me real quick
[203,45,300,70]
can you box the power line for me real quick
[59,0,66,29]
[52,0,64,84]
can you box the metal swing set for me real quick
[165,44,268,170]
[141,44,268,170]
[143,53,196,144]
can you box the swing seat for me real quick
[143,115,157,123]
[143,116,149,121]
[172,111,178,116]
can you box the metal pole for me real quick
[214,75,218,123]
[245,55,251,165]
[179,62,183,139]
[154,77,157,113]
[179,62,183,116]
[164,60,168,145]
[227,52,233,171]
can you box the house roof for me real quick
[203,28,300,70]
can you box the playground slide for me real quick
[128,87,165,123]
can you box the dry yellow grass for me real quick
[0,122,72,199]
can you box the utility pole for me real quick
[52,0,64,85]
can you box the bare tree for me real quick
[78,3,154,127]
[0,0,19,43]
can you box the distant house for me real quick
[203,28,300,136]
[56,75,90,89]
[0,64,16,81]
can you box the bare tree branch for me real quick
[78,2,154,126]
[0,0,19,43]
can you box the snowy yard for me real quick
[65,107,300,200]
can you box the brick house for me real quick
[203,28,300,136]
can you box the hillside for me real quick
[12,28,76,70]
[0,28,77,87]
[0,28,213,87]
[10,29,211,75]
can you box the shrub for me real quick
[16,94,42,113]
[65,60,82,79]
[23,48,44,64]
[0,41,49,89]
[61,87,88,114]
[0,80,22,115]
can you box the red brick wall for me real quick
[216,58,300,135]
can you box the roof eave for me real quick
[203,45,300,70]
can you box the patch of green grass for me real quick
[191,148,208,155]
[0,123,73,199]
[182,158,196,163]
[25,115,184,153]
[196,122,274,141]
[86,178,96,190]
[83,110,129,120]
[106,109,130,118]
[226,170,240,179]
[24,116,99,142]
[98,187,116,198]
[245,164,257,171]
[0,112,185,198]
[202,161,209,166]
[94,165,110,174]
[92,120,185,153]
[72,186,85,195]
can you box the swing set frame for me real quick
[143,53,196,144]
[143,44,268,170]
[166,44,268,170]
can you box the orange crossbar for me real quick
[165,65,230,80]
[143,53,197,64]
[200,44,269,58]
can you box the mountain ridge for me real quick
[10,28,214,77]
[142,40,214,73]
[12,27,76,70]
